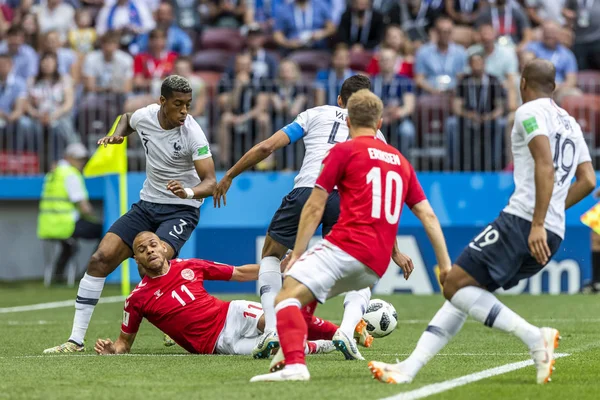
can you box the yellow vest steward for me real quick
[37,164,88,239]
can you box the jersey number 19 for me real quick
[367,167,403,224]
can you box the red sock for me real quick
[302,300,318,316]
[306,341,318,354]
[276,301,307,365]
[307,315,339,340]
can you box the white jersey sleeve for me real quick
[514,102,549,145]
[185,118,212,161]
[129,106,149,131]
[281,109,311,144]
[576,131,592,165]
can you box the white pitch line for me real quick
[1,353,237,359]
[380,353,533,357]
[380,353,570,400]
[0,296,125,314]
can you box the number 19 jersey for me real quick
[504,98,592,239]
[315,136,426,277]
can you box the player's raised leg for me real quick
[340,288,373,349]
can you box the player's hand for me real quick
[213,175,232,208]
[528,225,551,265]
[94,338,115,355]
[438,264,452,286]
[392,251,414,280]
[167,180,187,199]
[284,252,300,273]
[97,135,124,147]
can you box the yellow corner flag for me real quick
[84,116,130,296]
[581,203,600,235]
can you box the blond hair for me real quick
[347,89,383,130]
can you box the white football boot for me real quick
[368,361,414,384]
[332,329,364,360]
[531,327,561,384]
[252,331,280,359]
[250,365,310,382]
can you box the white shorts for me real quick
[285,239,379,303]
[214,300,264,355]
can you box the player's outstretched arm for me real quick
[411,200,452,283]
[95,332,136,355]
[565,161,596,210]
[213,131,290,207]
[528,135,554,264]
[97,113,135,147]
[231,264,260,282]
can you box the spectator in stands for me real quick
[315,44,355,106]
[21,12,40,50]
[372,0,396,14]
[525,20,581,103]
[476,0,532,51]
[217,53,271,167]
[25,52,78,161]
[95,0,155,46]
[271,59,308,127]
[173,56,207,130]
[132,1,193,56]
[226,23,278,82]
[414,17,467,94]
[526,0,568,39]
[386,0,445,45]
[82,32,133,95]
[371,48,416,154]
[273,0,336,51]
[468,23,518,85]
[172,0,203,31]
[447,52,506,171]
[0,26,38,82]
[208,0,251,28]
[68,8,97,54]
[40,31,78,78]
[132,28,177,94]
[444,0,484,48]
[336,0,384,51]
[33,0,75,43]
[564,0,600,71]
[366,25,414,78]
[0,54,29,151]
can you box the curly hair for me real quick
[161,75,193,99]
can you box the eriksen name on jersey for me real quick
[368,148,401,165]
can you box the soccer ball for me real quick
[363,299,398,338]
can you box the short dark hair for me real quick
[340,75,371,106]
[161,75,193,98]
[100,31,120,45]
[149,28,167,40]
[7,25,24,37]
[175,56,192,65]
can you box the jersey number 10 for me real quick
[366,167,403,224]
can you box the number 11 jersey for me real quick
[504,98,592,239]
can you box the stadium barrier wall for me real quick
[0,172,594,294]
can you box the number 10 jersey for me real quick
[505,98,592,239]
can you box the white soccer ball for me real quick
[363,299,398,338]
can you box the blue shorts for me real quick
[267,187,340,250]
[456,212,563,291]
[108,200,200,257]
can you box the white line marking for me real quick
[2,320,120,326]
[380,353,571,400]
[0,296,125,314]
[380,353,533,357]
[1,353,238,359]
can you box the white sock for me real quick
[339,288,371,338]
[401,301,467,377]
[69,273,106,345]
[451,286,543,350]
[259,256,282,332]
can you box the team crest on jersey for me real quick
[181,268,195,280]
[173,141,183,158]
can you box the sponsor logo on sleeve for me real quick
[123,311,130,327]
[523,117,539,135]
[197,145,209,156]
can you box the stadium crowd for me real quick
[0,0,600,173]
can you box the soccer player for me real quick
[94,232,335,356]
[369,59,597,385]
[213,75,414,360]
[44,76,217,354]
[249,90,451,382]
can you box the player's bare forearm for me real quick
[566,161,596,209]
[225,131,290,181]
[529,136,554,226]
[192,158,217,199]
[412,200,452,270]
[95,332,135,355]
[113,112,135,138]
[231,264,260,282]
[293,188,328,256]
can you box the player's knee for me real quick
[442,273,461,301]
[87,250,116,278]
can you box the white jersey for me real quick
[130,104,212,208]
[282,105,387,189]
[504,98,592,238]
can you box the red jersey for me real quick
[315,136,426,277]
[121,258,234,354]
[133,51,177,79]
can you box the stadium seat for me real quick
[288,50,331,73]
[349,50,373,72]
[199,28,244,52]
[411,94,453,169]
[562,94,600,154]
[0,151,39,175]
[577,70,600,94]
[192,49,234,73]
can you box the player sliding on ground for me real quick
[94,231,336,356]
[369,59,597,385]
[249,90,451,382]
[44,76,217,353]
[214,75,414,361]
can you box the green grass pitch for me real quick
[1,282,600,400]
